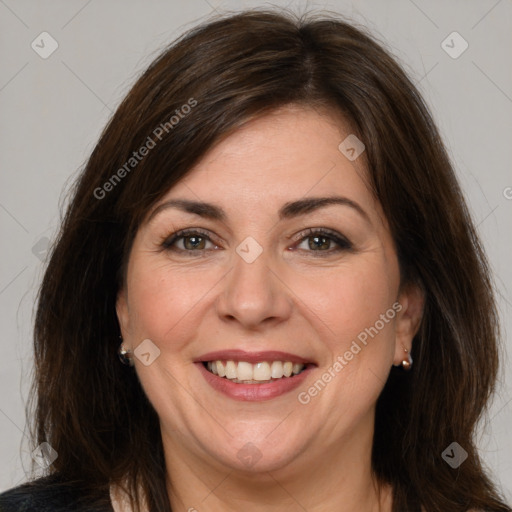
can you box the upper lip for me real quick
[195,349,315,365]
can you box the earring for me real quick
[401,345,413,371]
[118,339,135,367]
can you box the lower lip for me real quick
[196,362,313,402]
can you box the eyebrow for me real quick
[147,196,371,224]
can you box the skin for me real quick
[116,105,424,511]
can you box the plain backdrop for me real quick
[0,0,511,502]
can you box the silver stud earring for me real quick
[118,339,135,367]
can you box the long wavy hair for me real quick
[26,9,511,512]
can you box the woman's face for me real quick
[117,105,422,474]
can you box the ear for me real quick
[393,282,425,366]
[116,288,131,342]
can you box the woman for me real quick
[0,8,509,512]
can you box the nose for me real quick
[215,246,293,330]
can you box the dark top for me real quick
[0,474,114,512]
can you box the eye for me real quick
[293,228,352,255]
[160,227,352,257]
[161,228,219,253]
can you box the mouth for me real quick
[202,360,308,384]
[195,350,316,401]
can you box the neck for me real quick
[161,413,393,512]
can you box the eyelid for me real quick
[160,226,353,255]
[160,228,220,250]
[290,227,353,253]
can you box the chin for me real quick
[202,428,308,474]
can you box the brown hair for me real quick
[26,8,510,512]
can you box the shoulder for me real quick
[0,474,113,512]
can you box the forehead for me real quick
[165,106,376,215]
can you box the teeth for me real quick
[217,361,226,378]
[237,361,253,381]
[253,362,271,381]
[271,361,283,378]
[292,363,302,374]
[225,360,237,379]
[206,360,306,383]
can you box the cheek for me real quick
[294,253,398,357]
[125,256,219,345]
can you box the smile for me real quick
[196,349,315,401]
[204,360,306,384]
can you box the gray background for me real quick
[1,0,511,501]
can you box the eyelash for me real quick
[160,227,353,257]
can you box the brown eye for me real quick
[307,234,332,251]
[182,234,207,250]
[294,228,352,255]
[161,229,218,253]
